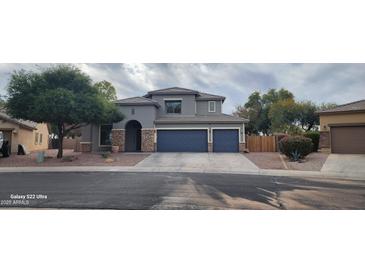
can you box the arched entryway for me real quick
[125,120,142,152]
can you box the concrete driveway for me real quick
[321,154,365,178]
[136,153,259,173]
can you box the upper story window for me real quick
[208,101,216,112]
[165,100,182,114]
[100,124,113,146]
[131,108,135,115]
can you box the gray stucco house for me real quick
[80,87,248,153]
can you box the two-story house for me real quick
[80,87,248,153]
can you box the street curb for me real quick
[0,166,364,181]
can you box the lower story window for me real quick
[100,124,113,146]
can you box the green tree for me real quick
[269,98,298,133]
[6,65,124,158]
[234,88,294,135]
[260,88,294,134]
[235,88,336,135]
[0,95,6,109]
[295,101,319,131]
[94,80,118,101]
[240,91,263,134]
[262,88,294,105]
[318,102,337,111]
[269,100,325,133]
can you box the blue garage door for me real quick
[213,129,239,152]
[157,130,208,152]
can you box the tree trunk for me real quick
[57,123,64,158]
[306,124,313,132]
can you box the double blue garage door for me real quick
[157,129,239,152]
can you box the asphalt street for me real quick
[0,172,364,209]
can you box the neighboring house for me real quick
[81,87,248,153]
[318,99,365,154]
[0,111,49,153]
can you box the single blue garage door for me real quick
[157,130,208,152]
[213,129,239,152]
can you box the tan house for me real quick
[0,111,49,154]
[318,100,365,154]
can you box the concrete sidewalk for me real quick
[0,165,364,181]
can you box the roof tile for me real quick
[318,99,365,114]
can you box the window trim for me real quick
[99,124,113,147]
[208,101,216,112]
[35,132,39,145]
[39,133,43,145]
[164,99,182,114]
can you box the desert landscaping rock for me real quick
[245,152,285,170]
[0,149,149,167]
[245,152,329,171]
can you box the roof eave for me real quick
[155,119,246,124]
[0,114,37,130]
[147,91,199,96]
[196,97,226,102]
[116,102,160,108]
[317,109,365,115]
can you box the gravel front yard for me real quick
[245,152,329,171]
[244,152,285,169]
[285,152,329,171]
[0,149,150,167]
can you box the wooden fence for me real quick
[246,135,277,152]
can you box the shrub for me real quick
[279,136,313,161]
[303,131,320,152]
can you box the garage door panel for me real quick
[157,130,208,152]
[213,129,239,152]
[331,126,365,154]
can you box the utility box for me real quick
[36,151,45,163]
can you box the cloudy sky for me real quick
[0,63,364,113]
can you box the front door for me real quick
[125,120,142,152]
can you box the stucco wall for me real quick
[90,124,101,152]
[81,124,92,142]
[35,123,49,150]
[18,123,49,152]
[151,94,196,116]
[81,124,116,152]
[81,105,158,144]
[196,100,222,115]
[0,121,48,153]
[114,105,156,128]
[320,112,365,131]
